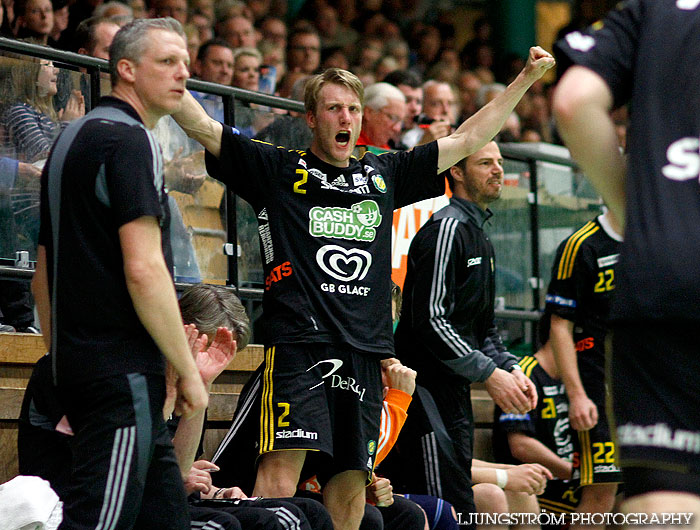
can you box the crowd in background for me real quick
[0,0,629,150]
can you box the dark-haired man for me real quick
[173,48,553,529]
[32,18,207,529]
[393,141,537,520]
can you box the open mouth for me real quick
[335,131,351,146]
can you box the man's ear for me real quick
[305,109,315,129]
[116,58,137,84]
[449,164,464,185]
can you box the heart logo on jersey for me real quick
[316,245,372,282]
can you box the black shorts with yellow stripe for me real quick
[259,343,383,485]
[572,417,622,486]
[538,479,579,516]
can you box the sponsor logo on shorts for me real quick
[276,428,318,440]
[467,257,482,267]
[593,464,621,473]
[309,200,382,242]
[330,374,366,401]
[617,423,700,454]
[367,440,376,455]
[316,245,372,282]
[306,359,367,401]
[597,254,619,268]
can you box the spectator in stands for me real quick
[93,1,132,20]
[382,69,423,149]
[258,39,285,82]
[385,39,410,71]
[411,26,441,77]
[286,26,320,74]
[149,0,186,24]
[47,0,69,48]
[315,4,356,53]
[188,38,234,124]
[232,46,261,92]
[75,15,120,59]
[189,10,213,43]
[352,35,383,74]
[127,0,146,19]
[190,0,213,22]
[258,15,286,49]
[356,82,405,150]
[374,56,399,83]
[3,56,84,163]
[14,0,53,43]
[457,70,482,122]
[217,14,257,49]
[402,79,454,148]
[320,46,349,72]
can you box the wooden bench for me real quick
[0,333,496,485]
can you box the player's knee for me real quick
[473,483,508,514]
[254,452,304,497]
[577,484,617,513]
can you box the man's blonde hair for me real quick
[304,68,364,114]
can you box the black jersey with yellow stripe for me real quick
[544,215,622,388]
[493,355,579,513]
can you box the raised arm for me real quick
[172,90,224,158]
[437,47,555,173]
[553,65,626,226]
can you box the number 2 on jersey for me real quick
[294,169,308,194]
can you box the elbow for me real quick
[123,256,167,292]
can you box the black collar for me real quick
[450,196,493,228]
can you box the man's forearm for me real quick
[172,410,206,474]
[172,91,223,157]
[549,316,586,399]
[553,66,626,225]
[125,261,198,378]
[508,432,572,480]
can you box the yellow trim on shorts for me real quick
[557,222,599,280]
[260,346,276,453]
[579,430,593,485]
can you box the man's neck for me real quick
[110,86,160,128]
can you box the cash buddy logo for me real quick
[309,200,382,242]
